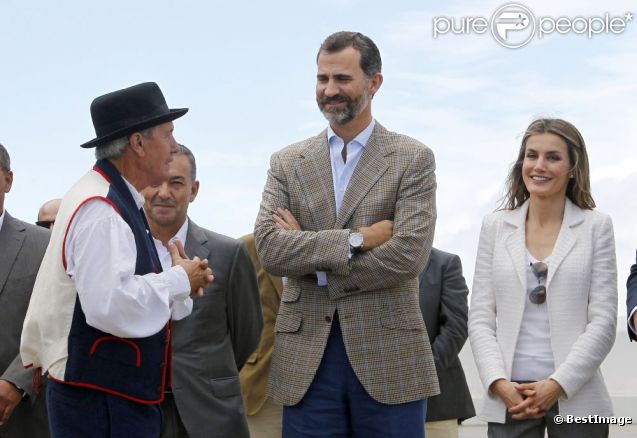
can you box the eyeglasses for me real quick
[36,220,54,229]
[529,261,548,304]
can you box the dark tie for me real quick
[341,143,347,164]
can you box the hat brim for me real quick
[80,108,188,149]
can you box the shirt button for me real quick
[325,315,332,323]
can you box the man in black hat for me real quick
[20,82,214,438]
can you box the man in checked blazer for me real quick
[254,31,439,437]
[0,143,50,438]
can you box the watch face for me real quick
[349,232,364,248]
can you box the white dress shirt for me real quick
[151,218,193,320]
[0,209,5,232]
[64,177,191,338]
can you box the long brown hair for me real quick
[501,118,595,210]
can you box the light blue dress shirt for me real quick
[316,119,376,286]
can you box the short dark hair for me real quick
[0,143,10,172]
[177,144,197,181]
[317,31,382,77]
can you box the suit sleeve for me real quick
[254,152,351,277]
[1,354,37,402]
[326,145,436,299]
[550,215,617,398]
[227,242,263,370]
[469,215,508,391]
[626,250,637,341]
[432,254,469,369]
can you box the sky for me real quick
[1,0,636,316]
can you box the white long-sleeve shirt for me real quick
[150,217,193,320]
[64,178,191,339]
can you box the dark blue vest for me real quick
[63,159,170,404]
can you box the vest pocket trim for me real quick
[90,336,141,368]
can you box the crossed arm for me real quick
[254,147,436,299]
[273,207,393,253]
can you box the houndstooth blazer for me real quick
[254,122,440,406]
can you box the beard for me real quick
[317,88,370,125]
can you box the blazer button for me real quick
[325,315,331,323]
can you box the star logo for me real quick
[516,14,527,27]
[625,12,634,22]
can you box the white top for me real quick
[510,252,555,381]
[0,209,4,232]
[64,177,191,338]
[151,217,193,320]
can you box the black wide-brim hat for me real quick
[80,82,188,148]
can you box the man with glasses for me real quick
[0,143,50,437]
[36,198,61,229]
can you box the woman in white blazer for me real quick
[469,118,617,437]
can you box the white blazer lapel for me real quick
[546,199,582,288]
[503,202,529,291]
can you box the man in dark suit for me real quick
[627,251,637,341]
[418,248,475,438]
[0,143,50,437]
[143,144,263,438]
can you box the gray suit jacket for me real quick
[167,220,262,438]
[418,248,475,422]
[0,212,50,438]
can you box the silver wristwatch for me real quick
[348,231,364,253]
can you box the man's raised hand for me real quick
[169,240,214,298]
